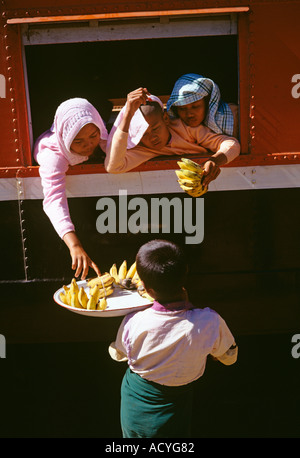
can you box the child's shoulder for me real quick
[190,306,220,322]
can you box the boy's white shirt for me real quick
[109,304,237,386]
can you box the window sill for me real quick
[2,151,300,179]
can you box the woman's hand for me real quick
[202,160,221,187]
[63,232,101,280]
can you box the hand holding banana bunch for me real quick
[59,260,154,311]
[175,157,208,197]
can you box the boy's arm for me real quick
[105,87,157,173]
[197,126,240,164]
[214,343,238,366]
[195,126,240,187]
[104,127,157,173]
[210,315,238,365]
[108,341,128,362]
[108,317,128,362]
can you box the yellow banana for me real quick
[101,286,114,298]
[78,287,88,309]
[178,157,204,175]
[132,270,140,282]
[196,186,208,197]
[71,278,79,293]
[69,281,74,296]
[89,285,114,302]
[126,261,136,279]
[118,260,127,281]
[109,263,119,284]
[139,290,154,302]
[179,184,190,192]
[182,185,208,197]
[63,284,72,304]
[71,291,81,308]
[59,291,69,305]
[67,279,77,305]
[178,178,201,189]
[97,297,108,311]
[131,271,142,288]
[136,279,143,288]
[87,273,114,289]
[87,294,97,310]
[175,169,201,181]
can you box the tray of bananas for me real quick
[53,260,154,317]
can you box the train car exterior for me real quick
[0,0,300,344]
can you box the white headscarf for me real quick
[51,98,108,165]
[107,94,164,150]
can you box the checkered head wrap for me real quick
[166,73,234,136]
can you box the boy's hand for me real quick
[202,160,221,187]
[119,88,150,133]
[125,87,150,115]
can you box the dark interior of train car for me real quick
[25,34,238,145]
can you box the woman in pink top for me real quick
[34,98,108,279]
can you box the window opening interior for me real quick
[24,34,238,165]
[26,35,238,137]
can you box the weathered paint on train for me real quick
[0,0,300,343]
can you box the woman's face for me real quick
[176,98,207,127]
[70,123,100,156]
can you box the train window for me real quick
[21,14,242,170]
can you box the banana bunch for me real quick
[59,273,115,311]
[59,278,82,308]
[58,260,153,311]
[110,260,141,290]
[87,272,114,289]
[137,285,154,302]
[175,157,208,197]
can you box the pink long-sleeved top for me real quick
[34,97,108,240]
[34,130,106,239]
[105,117,240,174]
[34,130,79,239]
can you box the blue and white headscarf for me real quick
[166,73,234,136]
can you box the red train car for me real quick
[1,0,300,335]
[0,0,300,438]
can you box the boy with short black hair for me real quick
[109,239,238,438]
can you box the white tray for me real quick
[53,280,153,317]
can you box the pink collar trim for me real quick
[152,300,194,312]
